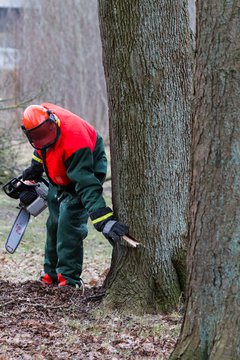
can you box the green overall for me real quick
[44,185,89,286]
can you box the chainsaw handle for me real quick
[2,177,38,199]
[2,175,49,198]
[18,174,48,187]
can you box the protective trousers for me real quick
[44,184,88,286]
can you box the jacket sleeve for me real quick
[65,147,107,213]
[31,150,43,167]
[30,150,44,175]
[92,133,108,184]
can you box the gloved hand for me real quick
[22,164,43,181]
[90,207,129,244]
[102,219,129,242]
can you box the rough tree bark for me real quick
[170,1,240,358]
[98,0,192,313]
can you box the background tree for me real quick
[19,0,108,139]
[0,97,35,182]
[171,1,240,358]
[0,3,23,181]
[98,0,192,313]
[0,1,109,181]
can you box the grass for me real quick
[0,185,112,284]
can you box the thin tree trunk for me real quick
[99,0,192,313]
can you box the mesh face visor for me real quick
[21,118,59,150]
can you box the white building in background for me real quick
[0,0,23,70]
[0,0,22,5]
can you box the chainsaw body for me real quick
[3,177,48,216]
[2,176,49,253]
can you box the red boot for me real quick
[40,273,54,285]
[57,274,84,293]
[57,273,68,287]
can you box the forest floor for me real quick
[0,179,181,359]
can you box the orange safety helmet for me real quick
[22,105,49,129]
[21,105,60,150]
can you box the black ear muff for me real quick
[46,110,54,121]
[47,110,59,126]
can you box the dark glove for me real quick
[102,219,129,242]
[90,207,129,244]
[22,164,43,181]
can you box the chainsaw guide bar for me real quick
[5,208,30,254]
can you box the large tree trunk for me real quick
[171,1,240,358]
[98,0,192,313]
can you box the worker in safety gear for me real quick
[21,103,128,288]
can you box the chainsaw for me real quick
[2,176,49,254]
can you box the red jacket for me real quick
[38,103,97,185]
[32,103,107,212]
